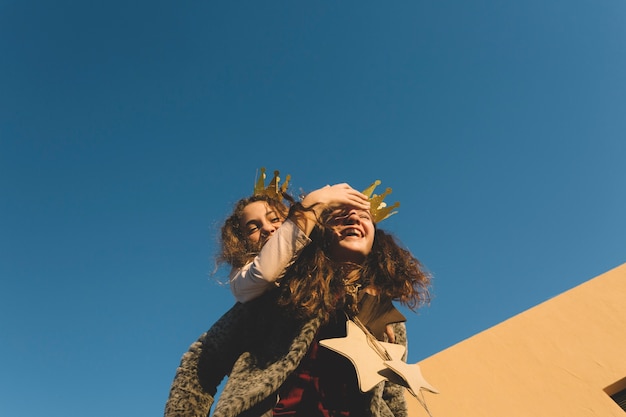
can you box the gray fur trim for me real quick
[212,314,322,417]
[164,301,252,417]
[164,295,410,417]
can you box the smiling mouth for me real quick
[342,228,363,238]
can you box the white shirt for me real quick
[229,219,311,303]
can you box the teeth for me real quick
[345,228,361,237]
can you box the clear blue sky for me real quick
[1,1,625,416]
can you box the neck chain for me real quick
[343,281,361,316]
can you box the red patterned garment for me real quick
[273,294,407,416]
[273,317,361,417]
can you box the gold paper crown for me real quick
[362,180,400,223]
[253,167,291,200]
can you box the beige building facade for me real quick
[407,261,626,416]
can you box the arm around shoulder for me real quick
[230,219,310,303]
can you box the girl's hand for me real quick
[302,183,370,216]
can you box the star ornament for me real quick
[319,320,406,392]
[319,320,439,396]
[383,360,440,396]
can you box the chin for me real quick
[331,247,368,264]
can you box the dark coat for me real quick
[164,291,409,417]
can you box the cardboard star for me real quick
[383,360,440,396]
[319,320,406,392]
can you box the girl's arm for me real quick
[230,218,310,303]
[230,183,370,303]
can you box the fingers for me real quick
[302,183,371,213]
[326,183,369,210]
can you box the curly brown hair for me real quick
[276,208,431,323]
[217,194,291,269]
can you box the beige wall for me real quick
[406,262,626,416]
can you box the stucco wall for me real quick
[406,261,626,417]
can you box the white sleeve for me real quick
[229,219,311,303]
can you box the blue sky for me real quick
[1,1,625,416]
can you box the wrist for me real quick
[288,203,318,235]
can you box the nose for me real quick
[259,220,277,238]
[343,210,361,224]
